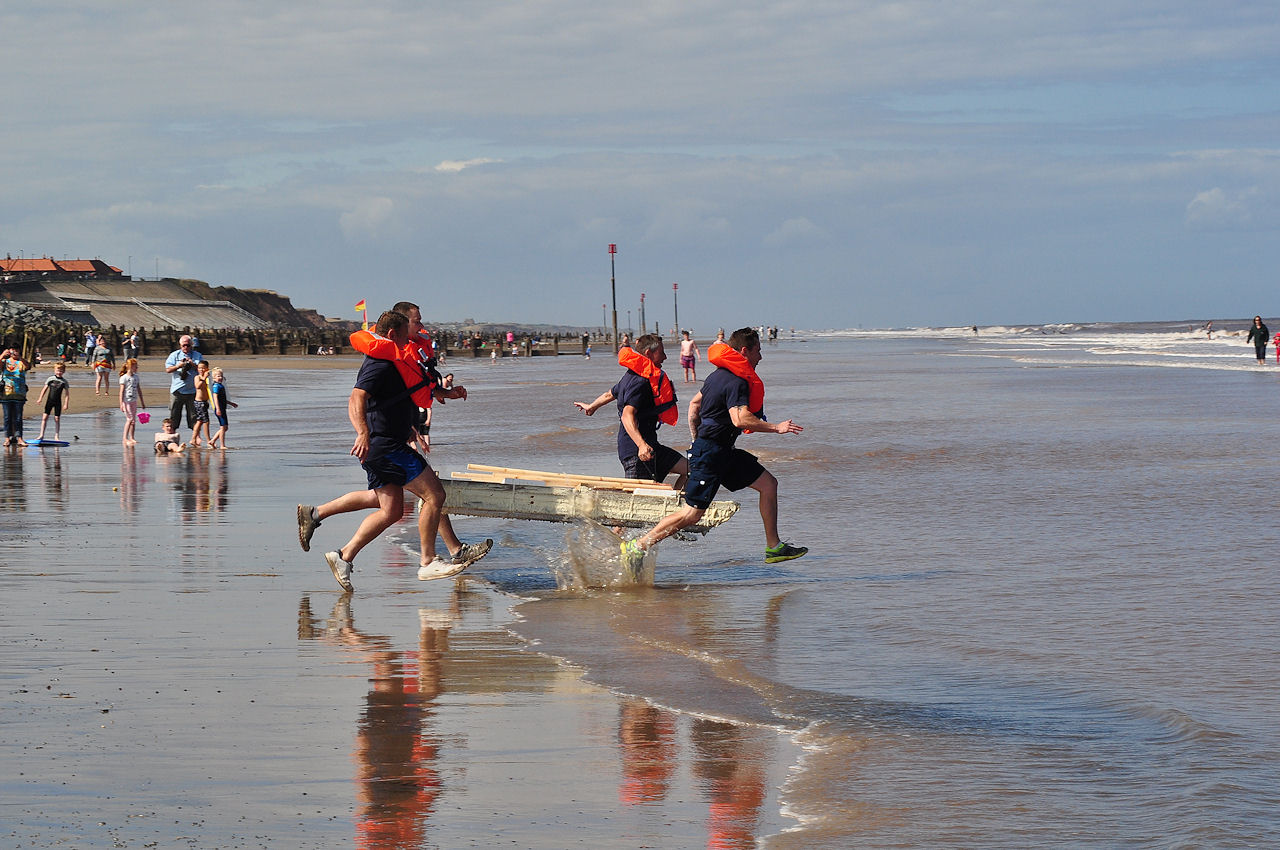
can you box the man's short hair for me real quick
[375,310,409,336]
[728,327,760,350]
[391,301,419,316]
[635,333,664,354]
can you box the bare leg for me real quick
[316,489,380,522]
[638,504,706,550]
[749,469,781,549]
[668,456,690,492]
[337,485,404,563]
[438,514,463,555]
[404,467,445,566]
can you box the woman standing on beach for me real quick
[1247,316,1270,365]
[2,348,31,447]
[119,358,146,446]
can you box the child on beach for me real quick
[154,418,186,454]
[191,361,213,447]
[207,367,238,449]
[36,361,72,442]
[118,358,146,446]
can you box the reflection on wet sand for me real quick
[618,700,677,805]
[298,593,456,849]
[1,447,26,513]
[153,449,230,519]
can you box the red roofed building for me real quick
[1,256,124,278]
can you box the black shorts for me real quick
[361,445,430,491]
[683,438,765,509]
[44,398,63,416]
[621,444,684,483]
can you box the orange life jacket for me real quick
[348,329,436,409]
[707,342,765,430]
[617,347,678,426]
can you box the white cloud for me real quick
[1185,186,1257,230]
[338,197,396,241]
[434,158,502,173]
[764,217,827,247]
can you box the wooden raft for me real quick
[440,464,739,534]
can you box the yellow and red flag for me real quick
[354,299,367,313]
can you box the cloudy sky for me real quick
[4,1,1279,330]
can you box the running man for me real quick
[573,333,689,489]
[301,310,482,592]
[620,326,807,574]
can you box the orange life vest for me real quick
[707,342,765,430]
[348,329,436,409]
[617,347,678,426]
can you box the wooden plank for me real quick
[440,478,737,534]
[466,463,676,491]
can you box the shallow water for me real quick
[4,334,1280,847]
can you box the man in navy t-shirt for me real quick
[620,326,808,574]
[574,334,689,488]
[297,310,464,592]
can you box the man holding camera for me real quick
[164,335,204,438]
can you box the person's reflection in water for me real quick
[42,448,68,511]
[297,593,452,849]
[119,446,148,514]
[618,699,678,805]
[1,448,25,513]
[691,718,770,850]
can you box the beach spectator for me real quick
[164,335,204,439]
[154,418,185,453]
[716,329,725,343]
[621,332,632,350]
[36,361,72,442]
[2,348,31,447]
[574,333,689,490]
[298,310,483,592]
[92,335,115,395]
[83,330,97,366]
[118,358,146,446]
[191,361,213,447]
[619,327,807,576]
[679,330,700,383]
[207,367,237,449]
[1247,316,1269,365]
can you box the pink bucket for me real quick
[137,411,151,424]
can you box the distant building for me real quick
[1,256,124,279]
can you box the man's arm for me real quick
[573,390,615,415]
[687,391,703,443]
[348,388,372,460]
[729,405,803,435]
[620,405,653,461]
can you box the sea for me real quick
[4,319,1279,847]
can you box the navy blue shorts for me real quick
[621,444,684,482]
[683,438,765,509]
[361,445,429,491]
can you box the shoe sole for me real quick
[765,549,808,564]
[297,505,315,552]
[325,553,354,592]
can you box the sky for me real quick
[4,1,1279,331]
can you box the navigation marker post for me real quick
[672,282,679,343]
[609,244,619,353]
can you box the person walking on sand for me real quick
[207,367,237,449]
[1247,316,1270,365]
[118,358,146,446]
[679,330,700,383]
[573,333,689,489]
[619,327,807,577]
[92,334,115,394]
[36,361,71,442]
[191,361,213,447]
[303,310,479,593]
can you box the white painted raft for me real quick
[440,465,739,534]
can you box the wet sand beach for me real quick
[2,350,796,848]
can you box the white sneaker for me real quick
[325,551,354,592]
[417,556,467,581]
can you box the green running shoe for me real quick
[620,538,646,579]
[764,542,808,564]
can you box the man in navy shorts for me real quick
[573,333,689,489]
[302,310,465,591]
[621,327,807,574]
